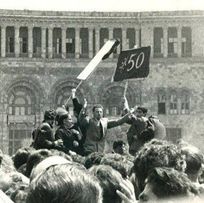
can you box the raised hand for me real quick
[116,178,138,203]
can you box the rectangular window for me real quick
[154,27,163,58]
[158,103,166,114]
[66,38,75,55]
[169,94,178,114]
[56,38,61,54]
[80,28,89,58]
[113,28,122,58]
[168,27,178,57]
[20,37,28,53]
[166,128,181,144]
[158,94,166,114]
[127,28,135,49]
[181,94,190,114]
[8,37,14,53]
[182,27,192,57]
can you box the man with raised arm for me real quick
[78,99,131,155]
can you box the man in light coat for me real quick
[79,100,130,155]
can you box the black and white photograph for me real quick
[0,0,204,202]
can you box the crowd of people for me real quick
[0,88,204,202]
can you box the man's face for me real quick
[63,114,73,128]
[136,109,145,118]
[93,107,103,120]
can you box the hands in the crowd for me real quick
[116,178,138,203]
[54,139,63,147]
[71,88,76,99]
[73,140,79,147]
[83,98,87,109]
[69,150,77,156]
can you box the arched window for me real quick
[7,85,37,155]
[102,85,138,117]
[8,87,34,115]
[181,91,190,114]
[169,92,178,114]
[54,85,84,117]
[157,91,166,114]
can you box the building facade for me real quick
[0,9,204,154]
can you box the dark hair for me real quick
[84,152,104,169]
[113,140,125,150]
[44,109,56,120]
[146,167,199,198]
[133,139,186,192]
[27,164,102,203]
[182,147,203,175]
[101,153,133,178]
[55,107,69,126]
[89,164,123,203]
[25,149,52,178]
[13,147,34,170]
[92,104,103,112]
[137,106,148,114]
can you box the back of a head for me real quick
[101,153,133,178]
[181,146,203,177]
[133,139,186,192]
[84,152,104,169]
[89,164,124,203]
[13,147,33,170]
[25,149,52,178]
[55,107,69,125]
[27,163,102,203]
[146,167,199,198]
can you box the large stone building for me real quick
[0,9,204,155]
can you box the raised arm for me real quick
[71,88,83,117]
[78,98,90,127]
[107,110,134,129]
[121,95,130,116]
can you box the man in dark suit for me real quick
[121,96,166,155]
[32,109,63,150]
[55,107,82,154]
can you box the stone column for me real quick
[1,26,6,57]
[15,26,20,57]
[95,28,100,54]
[41,27,46,58]
[28,26,33,58]
[122,28,127,50]
[177,26,182,57]
[135,29,140,47]
[48,27,53,59]
[163,26,168,57]
[75,27,80,58]
[61,27,67,59]
[88,28,93,58]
